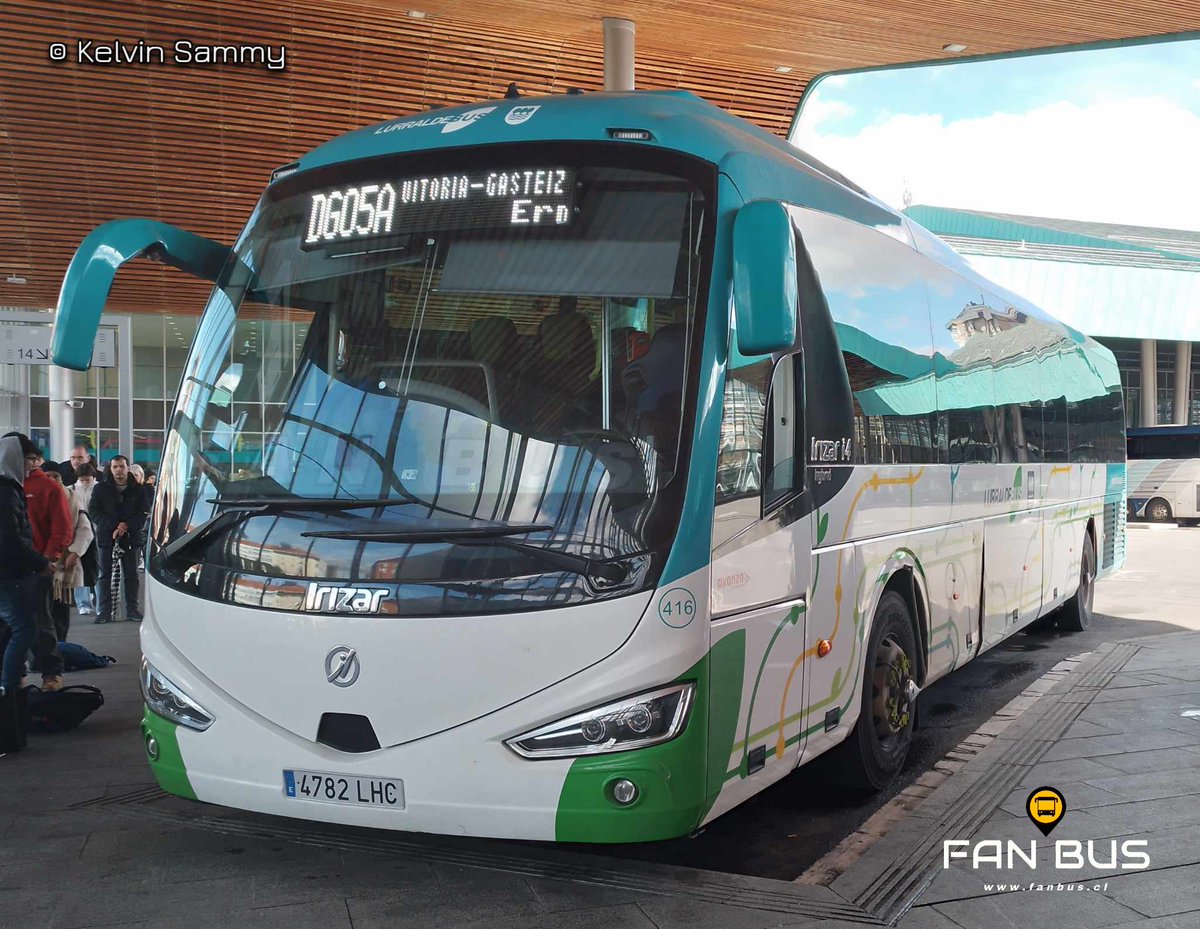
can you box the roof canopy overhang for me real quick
[2,0,1197,314]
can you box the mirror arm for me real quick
[51,219,230,370]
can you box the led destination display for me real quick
[303,166,577,249]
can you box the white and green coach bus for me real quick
[51,90,1126,842]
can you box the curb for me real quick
[797,650,1094,887]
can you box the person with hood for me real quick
[89,455,147,622]
[0,435,50,699]
[1,433,71,690]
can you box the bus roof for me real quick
[293,89,894,226]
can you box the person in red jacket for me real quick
[4,434,71,690]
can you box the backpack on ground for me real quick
[0,686,28,752]
[23,684,104,733]
[58,640,117,671]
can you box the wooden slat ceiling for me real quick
[1,0,1198,316]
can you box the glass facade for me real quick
[1096,337,1144,428]
[23,313,199,467]
[1156,342,1175,425]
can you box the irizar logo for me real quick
[304,584,389,613]
[943,786,1149,872]
[440,106,497,133]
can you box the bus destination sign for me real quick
[303,166,577,250]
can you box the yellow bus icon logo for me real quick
[1026,787,1066,836]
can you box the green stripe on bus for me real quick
[554,631,745,842]
[142,710,198,801]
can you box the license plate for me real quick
[283,770,405,809]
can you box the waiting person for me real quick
[89,455,147,623]
[4,435,71,690]
[69,463,100,614]
[128,464,154,570]
[44,467,94,642]
[59,446,93,488]
[0,436,50,699]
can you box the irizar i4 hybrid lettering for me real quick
[53,89,1126,842]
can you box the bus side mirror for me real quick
[732,200,798,356]
[51,219,230,370]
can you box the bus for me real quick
[1126,425,1200,525]
[50,90,1126,843]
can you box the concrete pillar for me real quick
[1174,341,1193,425]
[1140,338,1157,428]
[118,317,134,461]
[47,365,75,462]
[602,18,635,91]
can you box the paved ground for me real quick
[2,526,1199,928]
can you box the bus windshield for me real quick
[153,147,712,609]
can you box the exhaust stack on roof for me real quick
[602,18,635,91]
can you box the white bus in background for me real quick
[1127,426,1200,525]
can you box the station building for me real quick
[0,2,1195,463]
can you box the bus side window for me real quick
[716,358,769,504]
[842,351,936,465]
[762,354,803,510]
[1042,396,1069,463]
[713,353,803,546]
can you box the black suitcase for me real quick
[0,684,28,753]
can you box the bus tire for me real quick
[1146,497,1173,523]
[832,591,918,791]
[1058,531,1096,632]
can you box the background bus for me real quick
[1127,425,1200,525]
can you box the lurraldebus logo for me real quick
[440,106,497,134]
[942,786,1150,892]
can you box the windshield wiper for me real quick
[157,497,418,568]
[302,524,628,584]
[210,496,417,510]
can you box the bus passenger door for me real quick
[709,352,812,809]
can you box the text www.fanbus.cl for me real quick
[985,882,1111,893]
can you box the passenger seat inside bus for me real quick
[469,316,523,424]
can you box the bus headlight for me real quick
[506,683,694,759]
[140,658,215,732]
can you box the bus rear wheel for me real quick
[1058,532,1096,632]
[1146,497,1173,523]
[833,591,918,791]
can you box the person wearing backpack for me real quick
[0,436,51,704]
[89,456,148,623]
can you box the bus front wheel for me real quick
[1058,532,1096,632]
[1146,497,1173,523]
[832,591,918,791]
